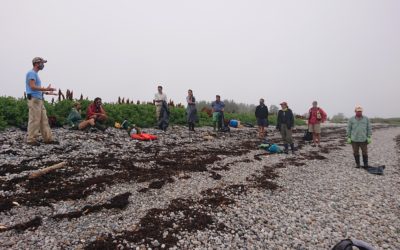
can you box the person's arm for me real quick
[366,118,372,138]
[154,94,161,103]
[87,105,96,119]
[187,96,195,105]
[265,106,269,119]
[255,106,259,118]
[67,110,75,124]
[99,106,107,117]
[321,108,327,122]
[346,119,352,138]
[29,80,55,92]
[290,110,295,129]
[276,111,281,129]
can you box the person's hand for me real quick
[367,137,372,144]
[347,137,352,144]
[46,84,56,92]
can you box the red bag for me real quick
[131,133,157,141]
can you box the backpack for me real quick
[303,130,313,141]
[332,239,375,250]
[267,144,282,153]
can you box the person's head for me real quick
[260,98,265,105]
[188,89,193,96]
[355,106,363,117]
[280,102,288,109]
[312,101,318,108]
[73,102,81,110]
[216,95,221,102]
[94,97,102,107]
[32,57,47,71]
[158,85,163,93]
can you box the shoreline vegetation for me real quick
[0,96,398,131]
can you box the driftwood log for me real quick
[28,162,67,179]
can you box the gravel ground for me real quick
[0,124,399,249]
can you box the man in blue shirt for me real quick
[26,57,57,145]
[211,95,225,131]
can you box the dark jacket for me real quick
[276,109,294,130]
[255,104,269,119]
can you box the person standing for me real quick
[26,57,57,145]
[211,95,225,131]
[276,102,295,154]
[154,85,167,122]
[186,89,198,131]
[347,106,372,168]
[307,101,327,147]
[255,98,269,139]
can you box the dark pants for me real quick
[351,142,368,156]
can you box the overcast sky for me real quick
[1,0,399,118]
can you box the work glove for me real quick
[367,137,372,144]
[347,137,352,144]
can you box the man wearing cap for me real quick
[347,106,372,168]
[25,57,57,145]
[276,102,295,154]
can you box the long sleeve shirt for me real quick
[347,116,372,142]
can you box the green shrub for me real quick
[0,115,7,131]
[0,97,306,129]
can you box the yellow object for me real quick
[114,122,121,129]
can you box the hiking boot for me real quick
[290,143,295,154]
[44,140,60,145]
[89,127,98,133]
[284,144,289,154]
[27,141,40,146]
[362,155,368,168]
[354,154,361,168]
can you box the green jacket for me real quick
[346,116,372,142]
[67,108,82,126]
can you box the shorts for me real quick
[257,118,267,127]
[308,123,321,133]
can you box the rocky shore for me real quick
[0,124,399,249]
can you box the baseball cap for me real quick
[32,57,47,64]
[355,106,363,112]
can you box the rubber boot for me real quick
[362,155,368,168]
[290,143,295,154]
[354,154,360,168]
[284,144,289,154]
